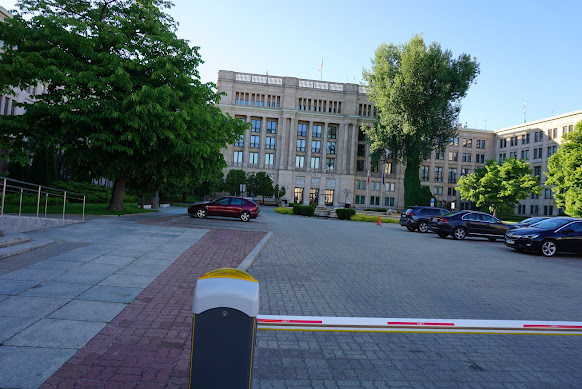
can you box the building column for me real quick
[306,121,313,170]
[287,117,296,169]
[303,176,310,205]
[243,115,251,167]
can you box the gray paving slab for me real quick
[73,261,127,274]
[28,259,81,271]
[48,251,102,262]
[19,282,91,298]
[0,294,8,302]
[89,254,137,266]
[5,318,106,348]
[0,267,65,281]
[49,299,127,322]
[100,273,158,288]
[0,346,77,389]
[0,296,68,318]
[0,279,39,295]
[116,258,172,276]
[0,316,37,343]
[50,269,112,284]
[68,244,122,255]
[77,285,143,303]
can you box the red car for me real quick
[188,196,259,222]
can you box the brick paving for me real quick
[40,228,266,388]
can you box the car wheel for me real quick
[452,227,466,240]
[540,240,557,257]
[488,237,497,242]
[418,221,429,233]
[437,233,448,239]
[240,211,251,222]
[406,226,415,232]
[196,208,207,219]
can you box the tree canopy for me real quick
[224,169,247,195]
[457,158,542,216]
[249,171,275,203]
[362,34,479,206]
[545,120,582,217]
[0,0,245,210]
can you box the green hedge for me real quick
[350,214,398,223]
[274,207,293,215]
[364,208,388,212]
[292,204,315,216]
[336,208,356,220]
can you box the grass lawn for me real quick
[1,202,156,216]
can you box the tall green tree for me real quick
[251,171,275,204]
[0,0,244,211]
[545,120,582,217]
[457,158,542,217]
[362,34,479,206]
[224,169,247,195]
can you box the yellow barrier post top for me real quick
[199,268,257,283]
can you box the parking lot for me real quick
[181,206,582,387]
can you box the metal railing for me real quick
[0,176,86,221]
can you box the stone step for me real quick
[0,233,31,248]
[0,236,54,260]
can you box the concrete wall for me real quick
[0,215,83,233]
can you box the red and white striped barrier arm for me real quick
[257,315,582,335]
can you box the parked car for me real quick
[505,217,582,257]
[428,210,513,240]
[512,216,549,229]
[399,206,449,233]
[188,196,260,222]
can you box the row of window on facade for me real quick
[354,195,396,206]
[234,92,281,108]
[420,166,471,183]
[293,188,335,205]
[1,96,16,115]
[358,103,376,117]
[233,151,275,166]
[429,151,486,163]
[295,140,336,154]
[498,145,558,162]
[516,204,555,216]
[235,134,277,149]
[296,123,338,138]
[499,126,573,148]
[297,98,342,114]
[355,180,396,192]
[448,138,487,148]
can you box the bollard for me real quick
[189,268,259,389]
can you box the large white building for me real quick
[216,70,581,216]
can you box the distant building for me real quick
[217,70,581,215]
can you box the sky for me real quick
[2,0,581,131]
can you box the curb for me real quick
[237,231,273,271]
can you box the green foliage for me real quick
[0,0,245,211]
[249,172,275,203]
[457,158,542,216]
[224,169,247,195]
[292,204,315,216]
[364,208,388,212]
[274,207,294,215]
[336,208,357,219]
[28,143,56,186]
[362,34,479,207]
[350,214,398,223]
[274,184,286,200]
[546,120,582,217]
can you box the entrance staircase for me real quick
[0,232,54,260]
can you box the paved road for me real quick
[236,207,582,388]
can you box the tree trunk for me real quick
[403,158,422,207]
[141,192,145,209]
[107,176,126,211]
[182,192,186,202]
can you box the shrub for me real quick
[292,204,315,216]
[336,208,356,220]
[274,207,293,215]
[350,214,398,223]
[364,208,387,212]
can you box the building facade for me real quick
[217,70,581,216]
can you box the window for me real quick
[355,195,366,205]
[521,134,526,144]
[267,120,277,134]
[296,139,305,152]
[435,150,444,160]
[265,154,274,166]
[434,167,443,182]
[234,135,244,147]
[311,157,320,169]
[250,135,260,148]
[448,152,458,161]
[526,133,530,143]
[296,156,304,168]
[569,125,574,133]
[476,139,486,149]
[533,166,541,182]
[434,186,443,195]
[357,144,366,156]
[3,97,10,115]
[520,150,529,160]
[461,168,471,176]
[547,145,557,157]
[385,162,393,175]
[420,166,429,181]
[386,183,395,192]
[249,152,258,164]
[371,182,381,191]
[325,158,335,170]
[356,180,366,190]
[294,187,304,203]
[356,160,365,171]
[251,119,261,132]
[450,137,459,146]
[476,154,485,163]
[448,168,457,183]
[447,187,456,196]
[326,142,336,154]
[312,124,322,138]
[312,140,321,153]
[233,151,243,165]
[499,153,506,162]
[325,190,334,206]
[370,196,380,206]
[384,197,395,207]
[297,123,307,137]
[463,138,472,148]
[328,126,337,139]
[462,153,471,162]
[266,137,276,150]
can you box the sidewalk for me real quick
[0,207,266,388]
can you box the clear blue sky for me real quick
[3,0,580,130]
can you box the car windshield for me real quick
[521,217,546,225]
[443,211,464,217]
[529,218,571,230]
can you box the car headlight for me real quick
[522,234,539,239]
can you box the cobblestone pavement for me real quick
[246,208,582,388]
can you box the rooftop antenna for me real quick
[484,117,487,130]
[523,103,527,123]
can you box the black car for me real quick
[428,210,513,240]
[512,216,549,229]
[505,217,582,257]
[399,206,449,233]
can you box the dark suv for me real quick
[399,206,449,233]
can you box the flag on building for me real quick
[382,170,385,185]
[367,170,370,184]
[318,58,323,72]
